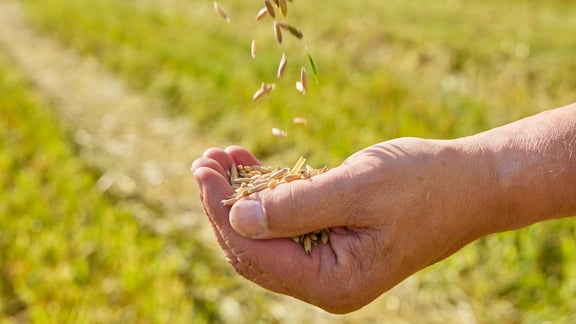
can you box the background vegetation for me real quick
[2,0,576,322]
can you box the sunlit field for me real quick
[2,0,576,322]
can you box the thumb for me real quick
[229,167,355,239]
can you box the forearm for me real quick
[466,103,576,233]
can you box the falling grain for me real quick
[277,53,287,78]
[293,117,307,126]
[278,23,303,40]
[256,7,269,20]
[252,83,275,101]
[273,21,283,44]
[299,67,307,93]
[272,127,288,138]
[213,2,230,23]
[251,39,257,58]
[279,0,288,16]
[264,0,276,19]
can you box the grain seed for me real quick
[230,162,238,183]
[296,67,307,94]
[282,174,302,182]
[278,23,303,40]
[272,127,287,138]
[246,182,269,194]
[304,236,312,254]
[213,2,230,23]
[252,83,275,101]
[222,159,330,254]
[295,81,305,94]
[264,0,276,18]
[254,165,273,173]
[293,117,307,125]
[273,21,283,44]
[279,0,288,16]
[267,167,290,180]
[251,39,257,58]
[277,53,287,78]
[256,7,269,20]
[268,178,278,189]
[321,229,329,244]
[222,197,239,206]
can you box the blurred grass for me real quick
[19,0,576,165]
[0,52,280,323]
[4,0,576,322]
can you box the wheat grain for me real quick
[256,7,268,20]
[271,127,288,138]
[213,2,230,23]
[264,0,276,19]
[279,0,288,17]
[277,53,287,78]
[296,67,307,94]
[293,117,307,125]
[251,39,257,58]
[273,21,283,44]
[278,23,303,40]
[222,158,330,253]
[252,83,275,101]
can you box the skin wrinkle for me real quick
[195,165,290,295]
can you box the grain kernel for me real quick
[273,21,283,44]
[304,236,312,254]
[213,2,230,23]
[264,0,276,18]
[293,117,307,125]
[251,39,257,58]
[256,7,268,20]
[277,53,287,78]
[279,0,288,16]
[272,127,287,138]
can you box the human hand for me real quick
[191,138,500,313]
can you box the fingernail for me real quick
[230,200,267,238]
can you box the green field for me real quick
[2,0,576,322]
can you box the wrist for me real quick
[462,105,576,234]
[436,137,504,240]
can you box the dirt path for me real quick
[0,1,474,322]
[0,0,209,233]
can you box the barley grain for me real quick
[277,53,287,78]
[321,229,329,244]
[273,21,283,44]
[282,174,302,182]
[256,7,268,20]
[293,117,307,125]
[304,236,312,254]
[278,23,303,40]
[213,2,230,23]
[222,158,330,253]
[272,127,287,138]
[252,83,275,101]
[251,39,257,58]
[296,67,307,94]
[264,0,276,18]
[279,0,288,16]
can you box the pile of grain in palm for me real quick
[221,157,330,253]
